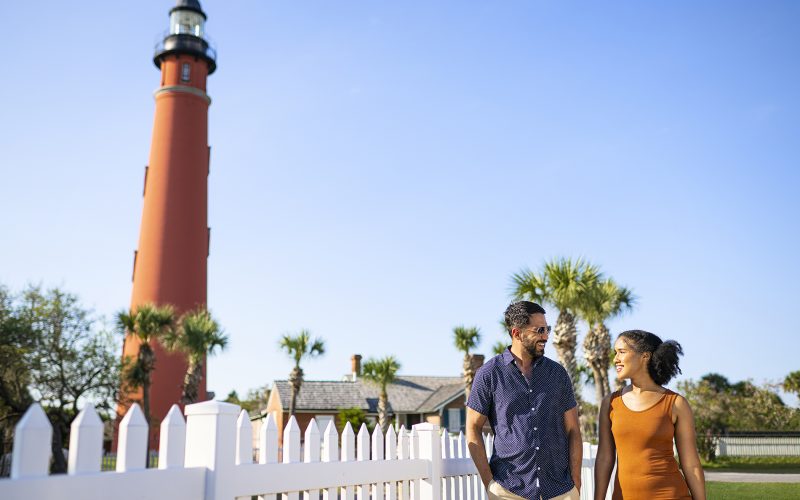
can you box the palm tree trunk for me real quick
[462,354,474,402]
[378,390,389,433]
[583,323,612,404]
[552,310,583,405]
[181,357,203,405]
[139,344,155,424]
[288,366,303,416]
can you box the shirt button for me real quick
[529,389,532,392]
[534,427,538,431]
[536,446,539,450]
[538,467,541,471]
[531,407,535,411]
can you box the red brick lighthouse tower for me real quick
[119,0,216,443]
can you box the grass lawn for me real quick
[702,456,800,473]
[707,482,800,499]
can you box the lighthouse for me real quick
[119,0,216,444]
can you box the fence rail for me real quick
[0,401,609,500]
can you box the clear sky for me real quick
[1,1,797,406]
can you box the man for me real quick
[466,301,582,500]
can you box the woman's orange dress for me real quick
[610,389,692,499]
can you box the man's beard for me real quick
[524,340,544,359]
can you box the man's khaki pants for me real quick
[487,479,580,500]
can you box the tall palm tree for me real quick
[163,309,229,405]
[453,325,481,401]
[511,257,599,404]
[278,329,325,416]
[580,278,635,404]
[492,341,507,356]
[361,355,401,433]
[117,303,176,424]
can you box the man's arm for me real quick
[563,406,582,492]
[466,407,492,489]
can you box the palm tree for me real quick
[511,257,599,405]
[278,329,325,416]
[361,355,401,433]
[580,278,635,404]
[117,303,176,424]
[453,325,481,401]
[492,341,507,356]
[163,309,229,405]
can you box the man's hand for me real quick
[572,474,582,493]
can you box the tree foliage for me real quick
[0,285,121,473]
[361,355,401,433]
[279,329,325,416]
[679,374,800,461]
[453,325,481,402]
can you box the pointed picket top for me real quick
[68,404,103,475]
[356,423,370,461]
[409,428,418,459]
[159,404,186,469]
[283,415,301,463]
[258,412,278,464]
[236,409,253,465]
[117,403,148,472]
[385,425,397,460]
[11,403,52,479]
[341,421,355,462]
[397,426,409,460]
[322,420,339,462]
[458,431,469,458]
[371,425,384,460]
[304,418,321,462]
[440,430,451,459]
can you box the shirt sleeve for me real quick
[467,365,492,416]
[560,366,578,413]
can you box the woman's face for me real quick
[613,337,649,380]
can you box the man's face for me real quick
[514,313,549,359]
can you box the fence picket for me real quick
[283,416,302,500]
[67,404,103,475]
[159,404,185,470]
[259,413,279,500]
[441,431,452,500]
[397,426,410,500]
[10,403,51,479]
[303,419,321,500]
[385,426,398,500]
[371,426,385,500]
[116,403,148,472]
[356,423,370,500]
[341,422,356,500]
[455,432,468,500]
[236,410,253,465]
[322,421,339,500]
[409,428,420,500]
[414,424,441,500]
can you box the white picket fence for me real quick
[0,401,607,500]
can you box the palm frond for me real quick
[453,325,481,354]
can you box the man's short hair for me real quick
[504,301,546,337]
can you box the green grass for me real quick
[702,456,800,473]
[707,482,800,499]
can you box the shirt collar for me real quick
[502,347,546,368]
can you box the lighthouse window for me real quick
[181,63,191,82]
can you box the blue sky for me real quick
[1,1,797,406]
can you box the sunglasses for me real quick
[526,326,552,335]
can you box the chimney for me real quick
[351,354,362,381]
[470,354,485,373]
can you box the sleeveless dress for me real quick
[609,389,691,499]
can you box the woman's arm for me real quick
[593,395,616,500]
[673,396,706,500]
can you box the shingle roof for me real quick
[271,376,464,413]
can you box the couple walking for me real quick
[465,301,706,499]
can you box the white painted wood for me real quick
[385,426,398,500]
[258,413,279,500]
[117,403,148,472]
[236,410,254,465]
[356,423,370,500]
[413,423,441,500]
[321,421,338,500]
[398,426,410,500]
[341,422,356,500]
[455,432,467,500]
[409,428,419,500]
[303,419,321,500]
[11,403,52,479]
[282,416,301,500]
[68,404,103,475]
[183,400,240,500]
[371,425,385,500]
[159,404,186,470]
[441,431,453,500]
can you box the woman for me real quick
[594,330,705,499]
